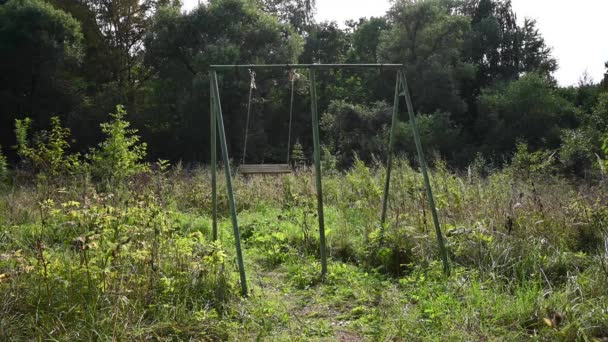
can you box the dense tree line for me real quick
[1,0,607,176]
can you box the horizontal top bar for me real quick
[210,63,403,70]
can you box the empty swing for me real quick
[239,69,299,175]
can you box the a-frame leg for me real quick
[210,73,218,242]
[381,72,401,228]
[398,70,451,276]
[210,71,249,295]
[309,69,328,278]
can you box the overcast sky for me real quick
[182,0,608,86]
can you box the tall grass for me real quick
[1,156,607,340]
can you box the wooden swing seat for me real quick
[239,164,292,175]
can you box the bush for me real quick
[321,100,390,167]
[394,111,464,164]
[477,73,576,157]
[559,128,601,177]
[510,141,555,179]
[0,145,7,182]
[14,116,81,178]
[87,105,148,187]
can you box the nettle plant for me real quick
[87,105,149,188]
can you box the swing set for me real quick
[209,64,450,296]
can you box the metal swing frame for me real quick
[209,64,450,296]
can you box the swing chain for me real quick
[249,69,257,89]
[286,69,300,165]
[288,69,300,83]
[243,68,298,166]
[242,69,256,164]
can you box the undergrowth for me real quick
[1,116,607,340]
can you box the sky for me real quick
[182,0,608,86]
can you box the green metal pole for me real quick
[309,69,328,278]
[210,72,218,242]
[211,71,249,295]
[398,70,450,276]
[381,72,401,227]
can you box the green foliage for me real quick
[257,0,316,33]
[13,117,30,158]
[3,0,608,336]
[559,128,600,177]
[0,0,599,173]
[379,0,471,117]
[2,157,608,340]
[142,0,303,161]
[350,17,388,62]
[0,0,83,154]
[394,111,464,162]
[0,0,83,67]
[0,146,8,182]
[14,117,81,177]
[321,100,389,167]
[591,92,608,130]
[477,73,576,157]
[510,141,554,179]
[0,192,234,339]
[290,139,306,165]
[321,146,338,173]
[463,0,556,85]
[602,133,608,171]
[87,105,148,186]
[301,21,350,64]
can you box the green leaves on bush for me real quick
[0,145,7,182]
[510,142,555,179]
[88,105,149,186]
[14,116,81,177]
[10,105,150,189]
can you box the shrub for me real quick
[290,139,306,166]
[394,111,464,164]
[88,105,148,187]
[321,100,390,168]
[510,141,555,179]
[14,116,80,177]
[559,128,600,177]
[0,145,8,182]
[477,73,576,157]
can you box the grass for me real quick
[1,159,608,340]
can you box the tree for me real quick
[600,61,608,91]
[476,73,576,157]
[300,21,351,64]
[87,105,148,187]
[256,0,316,33]
[378,0,473,118]
[458,0,557,130]
[350,17,389,63]
[462,0,556,85]
[321,100,391,167]
[142,0,303,161]
[0,0,83,161]
[556,72,600,115]
[82,0,155,86]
